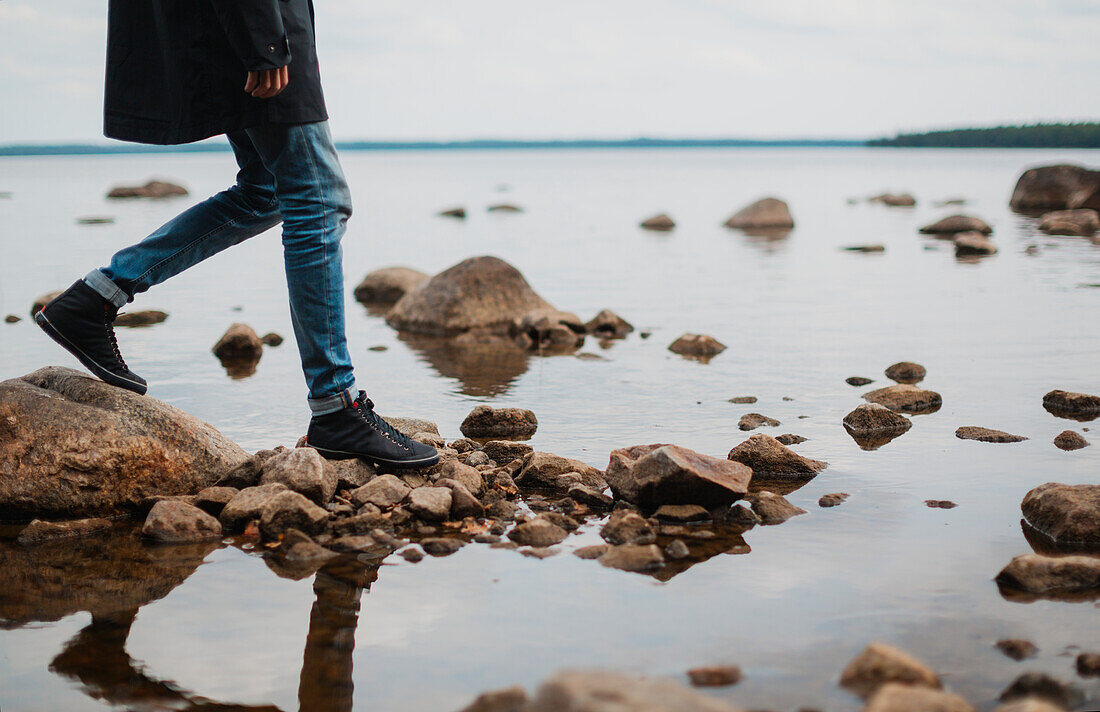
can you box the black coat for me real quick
[104,0,328,145]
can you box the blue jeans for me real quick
[84,121,357,415]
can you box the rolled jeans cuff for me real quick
[309,386,357,416]
[84,269,130,309]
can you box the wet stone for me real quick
[349,474,411,509]
[421,538,465,556]
[509,515,569,547]
[746,491,806,525]
[600,511,656,545]
[143,500,223,543]
[460,405,538,439]
[439,478,485,519]
[1043,389,1100,417]
[605,444,750,509]
[999,672,1083,709]
[585,309,634,339]
[925,500,957,509]
[1054,430,1090,450]
[401,546,425,562]
[775,433,807,445]
[727,434,827,479]
[669,333,726,358]
[598,544,665,573]
[520,546,559,559]
[259,447,334,504]
[866,684,973,712]
[515,452,607,492]
[884,361,926,384]
[406,487,452,521]
[686,665,742,687]
[1021,483,1100,548]
[863,384,942,414]
[1077,652,1100,677]
[653,504,711,523]
[955,426,1028,443]
[567,484,613,509]
[482,440,534,463]
[995,639,1038,661]
[17,517,112,546]
[194,486,238,516]
[819,493,849,508]
[846,376,874,386]
[219,483,289,532]
[435,459,485,496]
[738,413,780,431]
[574,544,609,560]
[212,322,264,361]
[259,490,330,538]
[729,396,758,404]
[839,643,942,698]
[996,554,1100,599]
[665,539,691,559]
[640,213,676,231]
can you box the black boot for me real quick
[306,391,440,468]
[34,280,148,395]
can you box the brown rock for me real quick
[0,367,248,518]
[525,670,743,712]
[746,491,806,524]
[386,256,553,336]
[260,447,334,504]
[1043,389,1100,417]
[665,539,690,559]
[844,403,912,439]
[219,483,288,531]
[954,231,998,256]
[995,639,1038,661]
[669,333,726,358]
[846,376,874,386]
[819,493,849,508]
[114,310,168,327]
[1009,164,1100,211]
[585,309,634,339]
[919,215,992,235]
[995,554,1100,598]
[260,332,283,346]
[884,361,927,383]
[1053,430,1089,450]
[727,434,827,479]
[515,452,607,492]
[353,266,429,304]
[5,314,22,324]
[574,544,610,560]
[30,290,64,317]
[439,478,484,519]
[457,685,528,712]
[212,323,264,361]
[142,500,222,542]
[601,511,656,545]
[482,440,533,463]
[107,180,188,199]
[724,197,795,230]
[839,643,942,698]
[605,444,751,508]
[510,308,586,352]
[348,474,410,509]
[1021,483,1100,547]
[955,426,1028,443]
[738,413,780,431]
[17,517,112,546]
[438,207,466,218]
[259,490,329,538]
[863,384,942,414]
[999,672,1083,709]
[775,433,807,445]
[654,504,710,522]
[842,244,885,253]
[993,698,1073,712]
[460,404,538,439]
[509,515,568,547]
[640,213,675,231]
[421,538,464,556]
[406,487,452,521]
[1077,652,1100,677]
[871,193,917,207]
[598,544,665,573]
[687,666,741,687]
[865,684,973,712]
[568,484,614,509]
[1039,208,1099,236]
[401,546,425,562]
[435,459,485,495]
[487,204,523,213]
[925,500,957,509]
[729,396,758,404]
[193,486,237,516]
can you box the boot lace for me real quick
[353,392,413,452]
[104,306,129,369]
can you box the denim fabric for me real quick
[87,121,356,414]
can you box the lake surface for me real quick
[0,147,1098,712]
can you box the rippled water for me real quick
[1,147,1098,712]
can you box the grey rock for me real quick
[219,483,288,531]
[996,554,1100,599]
[406,487,453,521]
[142,500,222,543]
[348,474,410,509]
[435,459,485,495]
[260,447,334,504]
[259,490,329,538]
[605,444,751,508]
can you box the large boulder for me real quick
[1009,164,1100,212]
[1021,483,1099,548]
[523,670,743,712]
[724,197,794,230]
[1039,209,1099,236]
[919,215,992,235]
[727,434,826,480]
[353,266,429,305]
[0,367,248,518]
[386,256,553,336]
[604,444,751,509]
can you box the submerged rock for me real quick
[16,517,112,546]
[819,493,849,508]
[668,333,726,358]
[686,666,741,687]
[1021,483,1100,548]
[745,491,805,524]
[524,669,743,712]
[386,256,553,336]
[1009,164,1100,212]
[1039,209,1099,236]
[1053,430,1089,450]
[585,309,634,339]
[353,266,429,305]
[954,231,998,256]
[738,413,780,431]
[955,426,1028,443]
[996,554,1100,600]
[460,405,538,439]
[865,684,973,712]
[884,361,926,384]
[724,197,795,230]
[1043,389,1100,418]
[0,367,248,518]
[727,434,827,480]
[107,179,188,199]
[839,643,942,698]
[729,396,758,404]
[925,500,957,509]
[775,433,807,445]
[640,213,676,231]
[919,215,992,235]
[605,444,750,509]
[114,310,168,327]
[863,384,942,414]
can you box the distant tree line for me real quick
[869,122,1100,148]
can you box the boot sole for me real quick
[307,443,440,469]
[34,311,148,395]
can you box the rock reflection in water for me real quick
[843,425,910,451]
[736,227,793,254]
[396,332,531,397]
[217,354,262,380]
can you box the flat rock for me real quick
[727,434,827,480]
[259,490,329,538]
[16,517,112,546]
[509,515,568,547]
[348,474,410,509]
[438,206,466,218]
[574,544,610,560]
[212,322,264,361]
[1009,164,1100,211]
[819,493,849,508]
[870,193,917,207]
[668,333,726,358]
[654,504,710,522]
[515,452,607,492]
[842,244,885,253]
[745,491,805,524]
[954,231,998,256]
[567,484,613,508]
[884,361,927,383]
[406,487,452,521]
[866,684,973,712]
[839,643,941,698]
[1043,389,1100,418]
[260,447,334,504]
[863,384,942,414]
[525,670,743,712]
[846,376,874,386]
[107,180,188,199]
[598,544,665,573]
[1021,483,1100,548]
[0,367,248,518]
[738,413,780,431]
[353,266,429,304]
[1039,208,1099,236]
[728,396,758,404]
[686,666,741,687]
[487,204,523,213]
[955,426,1028,443]
[919,215,992,235]
[585,309,634,339]
[381,415,440,437]
[995,553,1100,599]
[925,500,957,509]
[605,444,750,508]
[460,405,538,439]
[386,256,553,336]
[219,483,288,531]
[724,197,794,230]
[601,511,656,545]
[260,332,283,346]
[640,213,676,231]
[1054,430,1090,450]
[115,310,168,327]
[995,639,1038,661]
[142,500,222,543]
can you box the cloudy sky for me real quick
[1,0,1098,144]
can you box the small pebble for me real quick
[925,500,957,509]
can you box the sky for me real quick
[1,0,1098,144]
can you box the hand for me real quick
[243,66,289,99]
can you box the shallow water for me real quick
[1,147,1098,712]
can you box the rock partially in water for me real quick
[353,266,430,305]
[745,491,805,524]
[839,642,942,698]
[438,206,466,218]
[387,256,553,336]
[738,413,780,431]
[1039,209,1099,236]
[724,197,795,230]
[212,322,263,360]
[654,504,710,523]
[919,215,992,235]
[870,192,917,207]
[601,511,656,545]
[598,544,665,573]
[457,685,528,712]
[863,384,942,414]
[999,672,1083,709]
[819,493,849,508]
[995,638,1038,661]
[1021,483,1099,549]
[995,553,1100,601]
[568,484,613,509]
[640,213,676,231]
[421,538,465,556]
[574,544,610,560]
[107,179,188,199]
[0,367,248,518]
[114,310,168,327]
[219,483,288,531]
[406,487,452,521]
[865,684,973,712]
[585,309,634,339]
[515,452,607,492]
[1009,164,1100,212]
[605,444,751,509]
[955,426,1028,443]
[925,500,957,509]
[488,204,523,213]
[729,395,758,404]
[686,666,741,687]
[954,231,998,257]
[727,434,827,480]
[260,332,283,346]
[668,333,726,359]
[142,500,222,543]
[1078,653,1100,678]
[16,517,112,546]
[509,515,569,547]
[259,490,329,538]
[461,405,538,439]
[1042,389,1100,419]
[1053,430,1089,451]
[4,314,20,323]
[843,403,912,450]
[775,433,807,445]
[884,361,926,384]
[259,447,334,505]
[524,669,743,712]
[842,244,885,253]
[511,308,586,352]
[846,376,874,387]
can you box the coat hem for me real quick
[104,107,329,146]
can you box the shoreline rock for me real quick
[353,266,429,305]
[724,197,795,230]
[727,434,826,480]
[605,444,750,509]
[1020,483,1099,549]
[863,384,942,414]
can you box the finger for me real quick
[252,70,273,98]
[271,66,289,97]
[243,71,258,93]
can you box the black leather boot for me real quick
[34,280,148,395]
[306,391,440,468]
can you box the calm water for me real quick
[0,147,1098,712]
